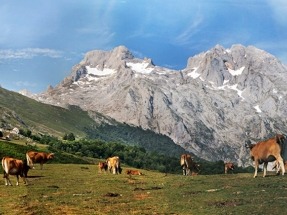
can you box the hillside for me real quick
[0,87,187,158]
[35,44,287,166]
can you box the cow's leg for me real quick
[40,163,43,170]
[4,173,12,186]
[21,176,28,185]
[253,160,259,178]
[16,175,20,186]
[277,158,285,176]
[263,162,268,177]
[112,167,116,174]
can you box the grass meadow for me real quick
[1,163,287,215]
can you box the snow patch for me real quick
[126,62,154,74]
[86,66,116,76]
[228,66,245,76]
[187,67,200,79]
[254,105,262,113]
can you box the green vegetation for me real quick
[0,140,89,167]
[0,163,286,215]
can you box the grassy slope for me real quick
[0,87,96,137]
[0,163,286,215]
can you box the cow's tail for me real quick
[180,155,185,167]
[2,157,8,175]
[26,152,34,169]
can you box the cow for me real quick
[224,162,235,174]
[180,154,200,176]
[245,134,286,178]
[106,156,122,174]
[26,151,55,170]
[98,161,108,173]
[2,157,30,186]
[126,169,142,175]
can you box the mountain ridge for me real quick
[25,44,287,166]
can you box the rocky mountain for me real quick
[35,44,287,166]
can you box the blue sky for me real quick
[0,0,287,93]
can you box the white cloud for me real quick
[268,0,287,26]
[174,15,204,46]
[15,81,37,88]
[0,48,63,59]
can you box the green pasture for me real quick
[0,163,287,215]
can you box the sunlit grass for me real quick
[1,164,287,214]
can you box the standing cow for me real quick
[26,151,55,169]
[2,157,30,186]
[106,156,122,174]
[245,134,285,178]
[180,154,200,176]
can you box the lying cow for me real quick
[2,157,30,186]
[126,169,142,175]
[106,156,122,174]
[98,161,108,173]
[26,151,55,169]
[224,162,235,174]
[245,134,285,178]
[180,154,200,176]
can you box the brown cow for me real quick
[245,134,285,178]
[26,151,54,170]
[224,162,235,174]
[2,157,30,186]
[98,161,108,173]
[106,156,122,174]
[180,154,200,176]
[126,169,142,175]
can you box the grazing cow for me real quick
[26,151,55,170]
[224,162,235,174]
[98,161,108,173]
[245,134,286,178]
[106,156,122,174]
[126,169,142,175]
[180,154,200,176]
[2,157,30,186]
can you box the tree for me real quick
[67,133,75,141]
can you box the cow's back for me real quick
[251,139,280,159]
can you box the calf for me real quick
[126,169,142,175]
[2,157,30,186]
[98,161,108,173]
[224,162,235,174]
[245,134,285,178]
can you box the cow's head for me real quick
[245,140,255,149]
[276,134,285,145]
[48,153,55,160]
